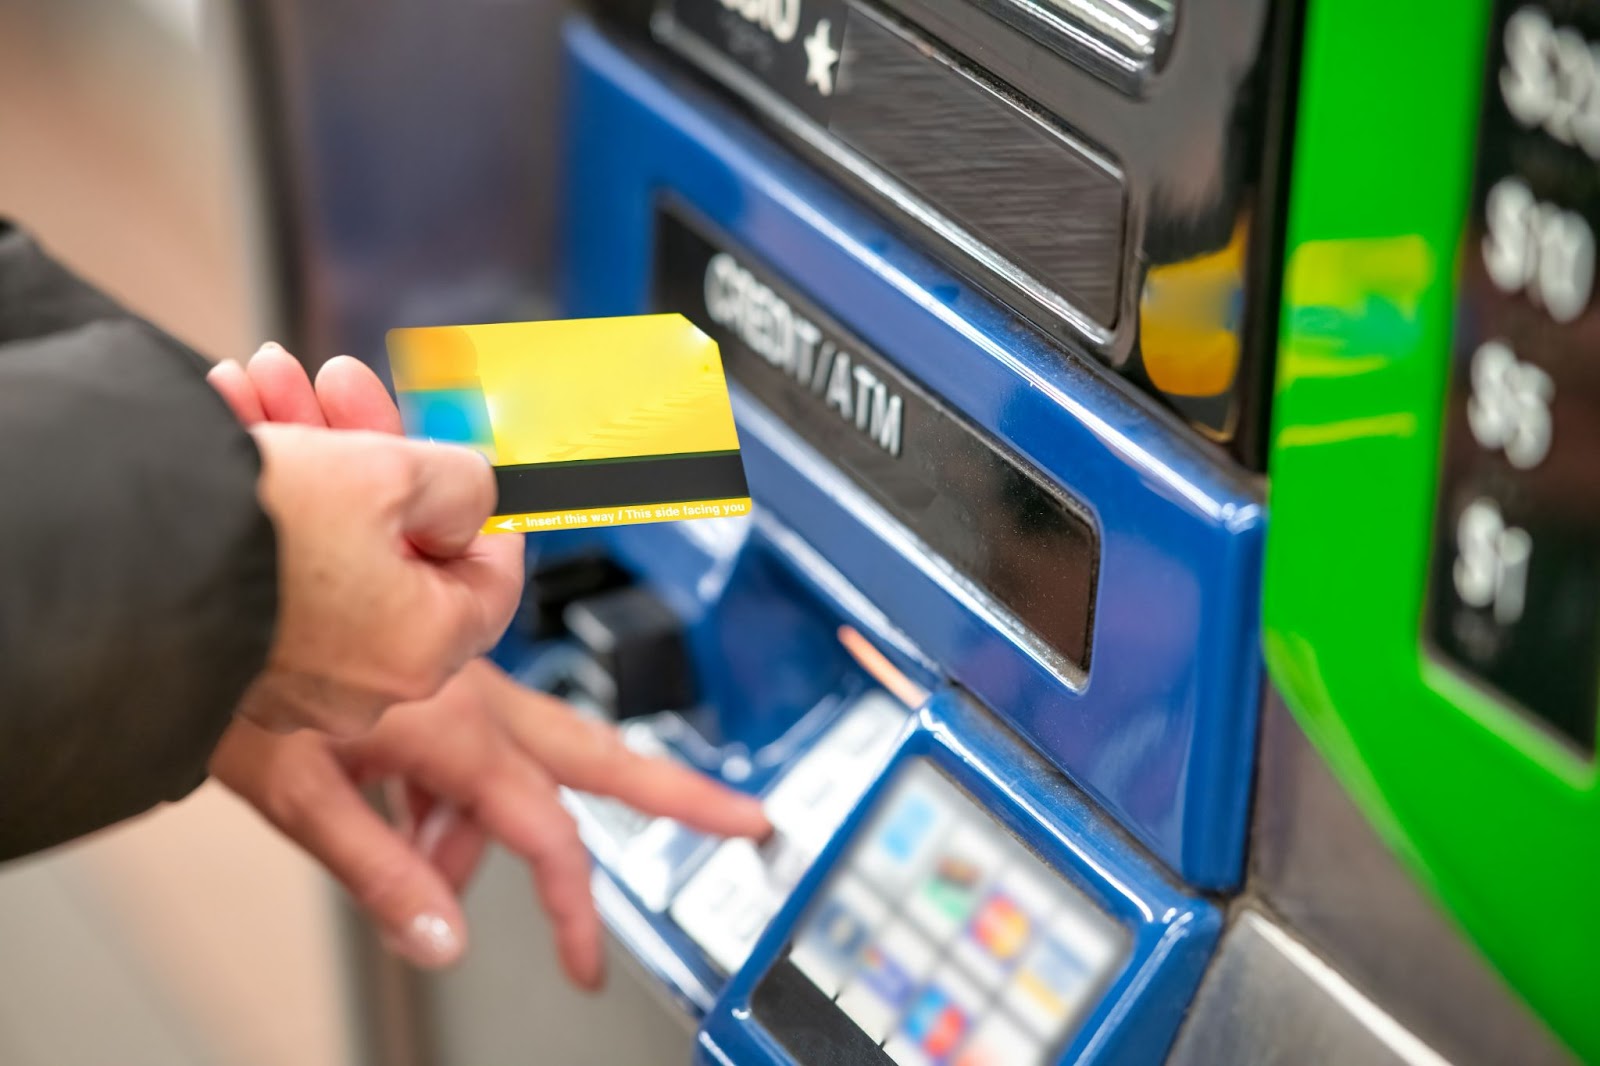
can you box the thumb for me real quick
[400,439,498,559]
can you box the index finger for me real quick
[479,665,771,839]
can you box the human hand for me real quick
[208,345,771,986]
[213,659,769,986]
[244,423,522,735]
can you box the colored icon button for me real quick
[852,769,958,896]
[836,921,940,1043]
[905,822,1005,945]
[952,855,1058,988]
[883,963,985,1065]
[791,874,889,997]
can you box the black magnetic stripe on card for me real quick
[494,450,748,515]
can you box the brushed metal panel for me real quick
[1251,691,1575,1066]
[831,6,1126,327]
[1167,910,1451,1066]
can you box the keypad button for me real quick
[669,838,784,974]
[764,693,907,858]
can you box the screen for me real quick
[753,761,1127,1066]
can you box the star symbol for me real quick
[804,19,840,97]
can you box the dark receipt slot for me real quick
[753,761,1128,1065]
[1426,0,1600,755]
[653,208,1100,674]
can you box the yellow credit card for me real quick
[388,315,751,534]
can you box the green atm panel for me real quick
[1264,0,1600,1060]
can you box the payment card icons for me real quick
[1008,905,1126,1037]
[971,891,1030,960]
[837,922,939,1042]
[885,964,983,1065]
[791,875,887,997]
[906,825,1002,942]
[855,777,954,895]
[783,761,1130,1064]
[1010,934,1097,1035]
[954,859,1058,988]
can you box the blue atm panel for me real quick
[486,16,1255,1065]
[559,18,1264,891]
[699,692,1219,1066]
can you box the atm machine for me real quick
[238,0,1592,1062]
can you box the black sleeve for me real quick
[0,222,279,861]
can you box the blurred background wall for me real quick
[0,1,349,1062]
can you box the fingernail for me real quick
[250,341,285,362]
[384,913,463,968]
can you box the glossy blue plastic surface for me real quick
[561,18,1262,889]
[563,20,1260,883]
[509,617,894,1019]
[696,688,1220,1066]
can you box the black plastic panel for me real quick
[654,206,1100,673]
[832,7,1126,326]
[1425,0,1600,755]
[611,0,1297,465]
[752,960,898,1065]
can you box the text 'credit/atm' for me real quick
[704,251,904,457]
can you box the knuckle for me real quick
[517,798,583,866]
[322,707,384,741]
[349,852,421,915]
[383,638,454,704]
[385,669,437,707]
[354,437,416,508]
[261,754,342,834]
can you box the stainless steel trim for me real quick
[1166,909,1456,1066]
[965,0,1173,92]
